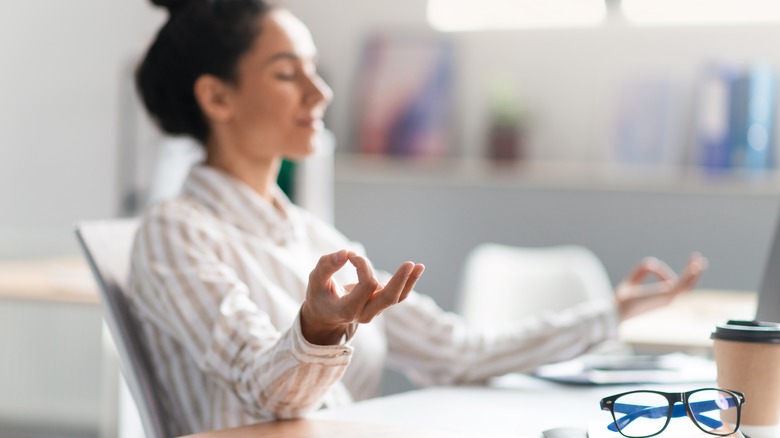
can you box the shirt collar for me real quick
[181,164,301,244]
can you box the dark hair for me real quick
[136,0,273,143]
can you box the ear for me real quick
[193,74,235,123]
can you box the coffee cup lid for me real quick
[711,320,780,344]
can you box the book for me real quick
[613,75,684,168]
[354,33,454,158]
[694,61,778,174]
[693,62,739,172]
[736,63,777,172]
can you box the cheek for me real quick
[234,79,296,124]
[240,93,288,128]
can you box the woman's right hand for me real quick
[300,249,425,345]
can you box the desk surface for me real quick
[618,290,757,351]
[179,418,476,438]
[0,257,98,304]
[181,377,724,438]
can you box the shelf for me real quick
[334,154,780,196]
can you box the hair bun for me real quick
[151,0,193,15]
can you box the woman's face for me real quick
[221,9,333,161]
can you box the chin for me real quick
[284,143,317,161]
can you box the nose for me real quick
[306,73,333,108]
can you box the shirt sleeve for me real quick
[129,207,353,420]
[381,288,617,387]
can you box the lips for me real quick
[296,117,324,129]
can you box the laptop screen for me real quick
[756,209,780,323]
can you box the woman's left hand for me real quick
[615,252,708,321]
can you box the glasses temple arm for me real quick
[607,401,730,432]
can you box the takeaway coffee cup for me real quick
[712,320,780,438]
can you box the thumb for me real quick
[309,249,350,287]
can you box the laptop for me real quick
[534,212,780,385]
[533,352,717,385]
[755,208,780,323]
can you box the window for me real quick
[426,0,607,31]
[427,0,780,30]
[622,0,780,25]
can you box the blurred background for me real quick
[3,0,780,436]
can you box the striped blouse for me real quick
[127,164,617,435]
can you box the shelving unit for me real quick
[335,154,780,196]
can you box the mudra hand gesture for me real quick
[616,252,708,321]
[301,249,425,345]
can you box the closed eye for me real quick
[275,71,298,80]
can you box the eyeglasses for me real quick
[600,388,745,438]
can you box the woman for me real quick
[129,0,707,435]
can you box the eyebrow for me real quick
[263,52,319,66]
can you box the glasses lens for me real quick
[688,389,739,435]
[612,392,670,437]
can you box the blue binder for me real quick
[694,63,738,171]
[742,63,777,172]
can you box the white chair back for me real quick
[457,243,613,329]
[75,218,171,438]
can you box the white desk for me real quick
[179,378,694,438]
[183,377,764,438]
[0,258,135,438]
[310,376,674,437]
[619,290,757,353]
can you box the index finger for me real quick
[398,263,425,303]
[342,253,380,308]
[308,249,350,288]
[359,262,414,318]
[673,253,708,292]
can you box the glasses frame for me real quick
[600,388,745,438]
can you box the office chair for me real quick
[75,218,172,438]
[457,243,613,329]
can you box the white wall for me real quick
[0,2,164,434]
[0,1,164,258]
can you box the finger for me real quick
[342,253,379,308]
[351,252,377,286]
[646,253,708,297]
[673,254,708,292]
[308,249,350,289]
[398,263,425,303]
[687,252,709,275]
[624,257,677,285]
[359,262,414,320]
